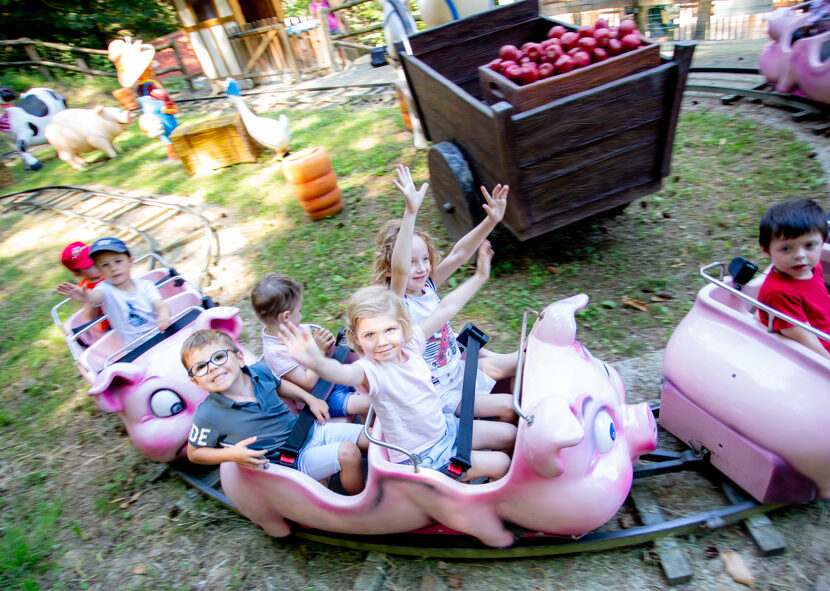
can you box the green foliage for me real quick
[0,500,63,590]
[1,0,178,47]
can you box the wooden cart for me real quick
[398,0,695,241]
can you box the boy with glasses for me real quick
[182,329,368,494]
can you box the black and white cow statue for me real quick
[0,87,67,171]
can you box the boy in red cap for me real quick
[59,241,109,334]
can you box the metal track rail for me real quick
[0,185,219,287]
[170,438,787,560]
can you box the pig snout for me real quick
[622,402,658,461]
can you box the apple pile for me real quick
[487,18,645,85]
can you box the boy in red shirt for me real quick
[758,199,830,359]
[60,241,109,333]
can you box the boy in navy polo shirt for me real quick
[182,329,367,494]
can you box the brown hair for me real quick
[180,329,238,369]
[372,219,441,285]
[345,285,412,355]
[250,273,304,324]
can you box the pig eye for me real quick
[594,409,616,453]
[150,389,184,417]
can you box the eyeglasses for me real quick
[188,349,236,377]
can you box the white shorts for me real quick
[296,421,363,480]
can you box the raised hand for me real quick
[56,281,87,303]
[393,164,428,215]
[480,183,509,225]
[279,321,322,369]
[475,239,494,281]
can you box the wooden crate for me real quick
[478,42,662,113]
[399,0,694,242]
[170,115,262,176]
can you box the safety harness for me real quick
[442,323,489,481]
[276,328,351,468]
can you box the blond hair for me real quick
[372,220,441,285]
[346,285,412,354]
[250,273,303,324]
[181,329,238,369]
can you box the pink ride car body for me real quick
[661,246,830,504]
[759,6,830,103]
[220,294,657,547]
[54,259,250,463]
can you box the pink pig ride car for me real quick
[759,2,830,103]
[660,244,830,505]
[220,295,657,547]
[53,254,250,463]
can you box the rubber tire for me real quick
[292,169,338,201]
[302,187,342,214]
[282,146,331,184]
[427,142,481,242]
[308,200,343,220]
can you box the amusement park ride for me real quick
[2,0,829,576]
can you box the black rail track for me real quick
[0,185,220,287]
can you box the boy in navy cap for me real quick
[57,237,170,350]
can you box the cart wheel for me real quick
[428,142,482,241]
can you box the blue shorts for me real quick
[327,383,353,417]
[401,412,458,470]
[297,421,363,480]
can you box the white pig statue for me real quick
[45,105,132,170]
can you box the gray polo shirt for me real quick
[188,361,298,452]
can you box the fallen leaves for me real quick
[720,551,755,588]
[132,565,147,575]
[116,491,143,509]
[622,297,649,312]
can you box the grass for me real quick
[0,98,826,588]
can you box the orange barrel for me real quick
[395,88,413,131]
[282,147,343,220]
[112,87,139,111]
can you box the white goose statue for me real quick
[226,78,290,158]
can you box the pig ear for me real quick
[95,105,104,116]
[88,362,147,413]
[193,306,243,340]
[533,294,589,347]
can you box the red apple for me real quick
[572,50,591,68]
[488,58,503,71]
[621,33,641,51]
[594,17,609,30]
[592,47,608,62]
[542,43,564,62]
[578,36,598,52]
[618,19,636,36]
[593,28,611,46]
[518,64,539,84]
[608,29,619,39]
[578,26,595,38]
[503,64,522,82]
[521,42,543,62]
[560,31,579,49]
[567,47,581,56]
[547,25,567,39]
[498,59,517,73]
[538,62,555,78]
[607,38,623,55]
[499,44,522,61]
[554,54,575,74]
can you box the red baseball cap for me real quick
[61,241,95,271]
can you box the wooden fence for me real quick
[0,38,194,88]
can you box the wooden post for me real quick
[168,37,194,90]
[75,57,92,79]
[694,0,711,40]
[22,39,52,80]
[277,25,301,82]
[321,9,339,72]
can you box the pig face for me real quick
[516,295,657,528]
[97,105,132,125]
[87,306,248,462]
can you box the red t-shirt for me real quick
[758,261,830,353]
[79,277,110,332]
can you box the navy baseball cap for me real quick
[89,237,131,259]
